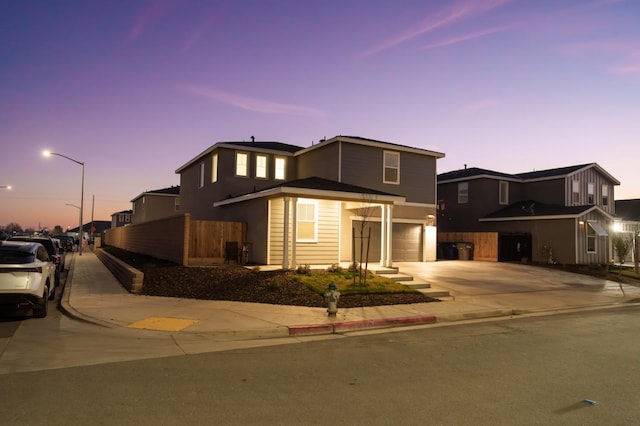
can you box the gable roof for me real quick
[479,200,614,222]
[439,163,620,185]
[111,209,133,217]
[176,140,305,173]
[615,199,640,221]
[131,185,180,202]
[296,135,446,159]
[214,176,404,207]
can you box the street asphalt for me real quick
[59,249,640,340]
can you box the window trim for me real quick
[296,199,318,243]
[198,162,205,188]
[235,152,249,177]
[587,182,594,205]
[499,181,509,205]
[275,156,286,181]
[211,153,218,183]
[602,185,609,206]
[255,154,268,179]
[572,179,580,204]
[174,197,180,212]
[383,151,400,184]
[458,182,469,204]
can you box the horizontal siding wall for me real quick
[268,197,340,266]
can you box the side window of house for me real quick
[586,223,596,253]
[587,183,594,205]
[458,182,469,204]
[275,157,286,180]
[296,200,317,242]
[572,179,580,204]
[383,151,400,184]
[236,152,248,177]
[174,198,180,211]
[125,215,130,223]
[198,162,205,188]
[211,154,218,183]
[499,181,508,205]
[602,185,608,206]
[256,154,268,179]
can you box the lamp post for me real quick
[0,185,11,189]
[43,150,85,255]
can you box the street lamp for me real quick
[0,185,11,189]
[43,150,85,255]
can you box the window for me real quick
[125,215,130,223]
[296,200,317,242]
[235,152,248,177]
[174,198,180,211]
[499,181,509,205]
[198,162,205,188]
[587,183,594,205]
[602,185,609,206]
[383,151,400,184]
[572,180,580,204]
[458,182,469,204]
[211,154,218,183]
[275,157,286,180]
[256,154,267,179]
[586,223,596,253]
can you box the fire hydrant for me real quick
[324,282,340,316]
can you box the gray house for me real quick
[176,136,445,268]
[438,163,620,265]
[130,186,181,224]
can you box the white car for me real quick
[0,241,57,318]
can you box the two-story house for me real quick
[130,186,181,224]
[437,163,620,265]
[110,210,133,228]
[176,136,445,268]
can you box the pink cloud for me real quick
[127,0,183,43]
[180,85,326,118]
[360,0,511,58]
[462,98,499,113]
[421,26,511,50]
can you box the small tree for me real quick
[612,234,633,264]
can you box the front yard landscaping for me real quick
[101,247,439,307]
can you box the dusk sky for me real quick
[2,0,639,231]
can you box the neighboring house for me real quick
[111,209,133,228]
[613,199,640,264]
[130,186,180,224]
[176,136,445,267]
[437,163,620,265]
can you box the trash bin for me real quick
[442,242,458,260]
[458,242,474,260]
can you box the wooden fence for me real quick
[438,232,498,262]
[103,213,246,266]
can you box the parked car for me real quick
[51,238,66,270]
[0,240,56,317]
[8,236,63,286]
[53,234,74,252]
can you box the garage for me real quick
[353,221,423,263]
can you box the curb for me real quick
[289,315,437,336]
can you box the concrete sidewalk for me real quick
[59,249,640,340]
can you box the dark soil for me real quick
[102,247,438,308]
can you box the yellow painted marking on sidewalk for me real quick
[127,316,199,332]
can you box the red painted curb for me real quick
[289,315,437,336]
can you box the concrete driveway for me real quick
[394,260,634,298]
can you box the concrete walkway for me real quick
[59,250,640,340]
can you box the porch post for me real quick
[380,204,387,267]
[385,204,393,267]
[291,197,298,269]
[283,197,290,269]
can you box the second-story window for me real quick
[275,157,286,180]
[383,151,400,184]
[458,182,469,204]
[236,152,248,177]
[174,198,180,211]
[572,180,580,204]
[602,185,609,206]
[198,162,205,188]
[587,183,595,204]
[211,154,218,183]
[499,181,509,205]
[256,154,267,179]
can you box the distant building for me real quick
[111,209,133,228]
[131,186,180,224]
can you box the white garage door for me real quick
[353,222,422,262]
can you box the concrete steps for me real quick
[375,267,450,299]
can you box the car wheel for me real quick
[48,285,56,300]
[33,288,49,318]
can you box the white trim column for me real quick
[291,196,298,269]
[385,204,393,267]
[380,204,387,267]
[283,197,290,269]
